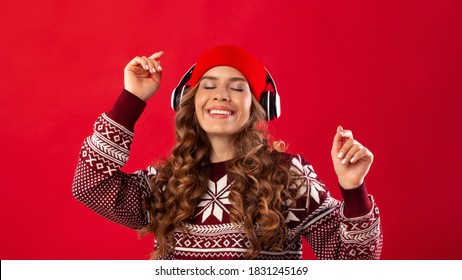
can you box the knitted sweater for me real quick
[72,90,383,260]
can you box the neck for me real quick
[208,134,234,163]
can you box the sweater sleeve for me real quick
[72,89,155,230]
[285,154,383,260]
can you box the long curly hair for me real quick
[140,85,296,259]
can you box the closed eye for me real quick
[231,88,244,92]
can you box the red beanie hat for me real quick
[189,45,267,101]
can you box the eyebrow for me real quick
[201,76,248,83]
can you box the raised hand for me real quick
[331,126,374,189]
[124,51,164,101]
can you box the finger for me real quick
[332,126,353,154]
[149,51,164,60]
[350,147,374,164]
[140,56,153,73]
[129,56,151,72]
[332,126,344,153]
[336,136,355,160]
[149,51,164,72]
[340,129,353,140]
[147,57,163,73]
[341,142,363,165]
[140,56,158,74]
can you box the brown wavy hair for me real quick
[140,85,296,259]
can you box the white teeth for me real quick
[209,110,232,115]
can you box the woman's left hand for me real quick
[331,126,374,189]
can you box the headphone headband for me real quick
[170,64,195,111]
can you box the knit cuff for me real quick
[339,182,372,218]
[106,89,146,131]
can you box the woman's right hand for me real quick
[124,51,164,101]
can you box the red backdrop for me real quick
[1,0,461,260]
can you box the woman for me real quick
[72,45,382,260]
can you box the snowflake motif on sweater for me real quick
[72,113,383,260]
[195,176,232,223]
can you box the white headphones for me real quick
[171,65,281,121]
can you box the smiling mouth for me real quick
[208,109,234,116]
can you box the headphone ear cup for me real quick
[171,84,190,111]
[261,68,280,121]
[259,91,276,121]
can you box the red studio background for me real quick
[1,0,461,260]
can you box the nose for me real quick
[213,86,230,102]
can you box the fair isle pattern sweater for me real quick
[72,90,383,260]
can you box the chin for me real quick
[206,130,237,137]
[204,128,240,137]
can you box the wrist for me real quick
[123,87,151,102]
[338,179,364,190]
